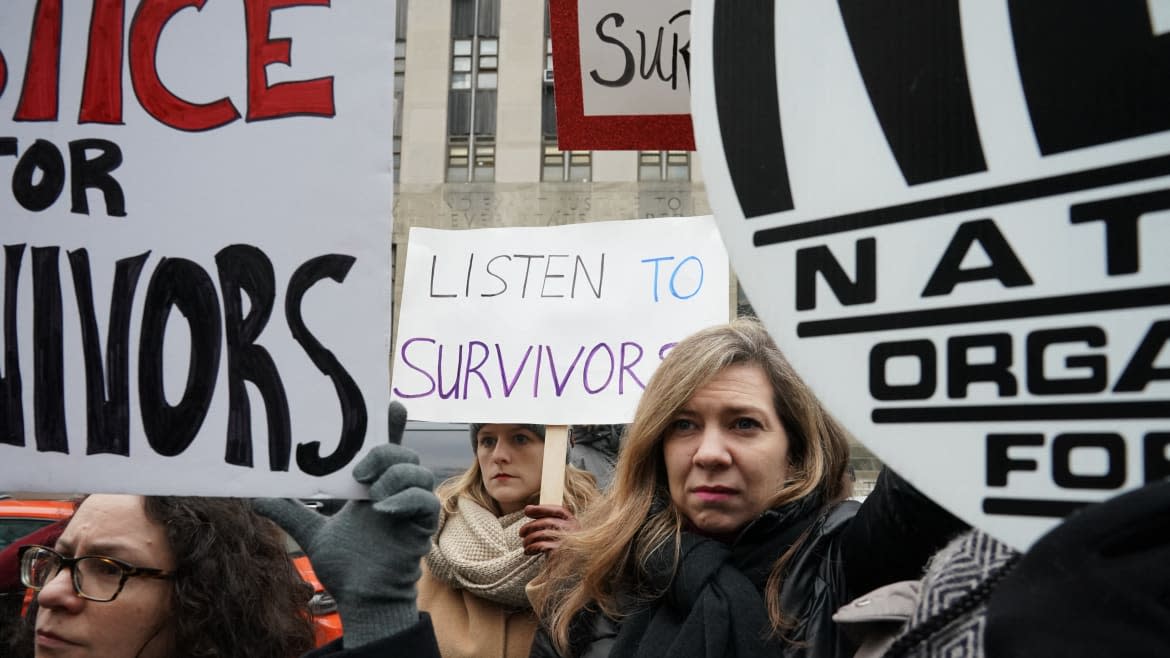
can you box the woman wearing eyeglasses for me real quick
[13,419,447,658]
[18,494,316,658]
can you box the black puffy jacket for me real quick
[530,469,966,658]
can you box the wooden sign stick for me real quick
[539,425,569,506]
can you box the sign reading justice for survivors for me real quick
[0,2,396,498]
[693,1,1170,548]
[392,216,729,424]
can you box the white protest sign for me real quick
[576,1,691,117]
[548,0,693,149]
[692,1,1170,549]
[0,1,394,498]
[391,217,729,424]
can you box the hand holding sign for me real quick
[254,403,440,648]
[520,503,582,555]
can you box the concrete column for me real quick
[495,0,545,182]
[400,1,451,184]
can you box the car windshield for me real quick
[0,518,53,551]
[404,420,472,483]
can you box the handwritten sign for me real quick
[0,1,395,498]
[692,1,1170,548]
[391,216,729,424]
[548,0,694,150]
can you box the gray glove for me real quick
[254,402,439,648]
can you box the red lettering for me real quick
[245,0,335,121]
[80,0,126,124]
[0,48,8,100]
[129,0,240,131]
[14,0,62,122]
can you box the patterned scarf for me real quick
[425,496,543,609]
[884,530,1021,658]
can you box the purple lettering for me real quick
[583,342,615,394]
[391,337,437,399]
[496,343,533,398]
[437,343,463,399]
[546,344,585,397]
[462,340,491,399]
[619,341,646,394]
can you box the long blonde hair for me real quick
[532,318,853,654]
[437,432,598,517]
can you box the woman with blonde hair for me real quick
[530,318,966,658]
[419,422,597,658]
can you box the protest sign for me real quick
[391,216,729,424]
[548,0,694,150]
[0,1,395,498]
[692,1,1170,549]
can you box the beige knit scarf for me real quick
[425,496,542,609]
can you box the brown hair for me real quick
[532,318,853,654]
[143,497,316,658]
[9,497,315,658]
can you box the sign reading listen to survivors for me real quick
[692,1,1170,549]
[392,217,729,424]
[0,2,395,498]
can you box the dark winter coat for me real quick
[530,469,966,658]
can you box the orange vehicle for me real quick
[0,497,343,647]
[288,548,345,646]
[0,499,75,551]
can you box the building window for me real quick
[447,0,499,182]
[638,150,691,181]
[540,17,590,181]
[542,139,591,182]
[393,2,408,182]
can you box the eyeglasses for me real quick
[19,545,173,603]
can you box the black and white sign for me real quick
[692,0,1170,548]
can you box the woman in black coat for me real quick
[530,318,966,658]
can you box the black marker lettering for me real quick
[217,245,291,471]
[32,247,66,453]
[68,248,148,456]
[138,258,221,457]
[0,244,24,447]
[287,255,366,477]
[589,13,635,87]
[68,138,126,217]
